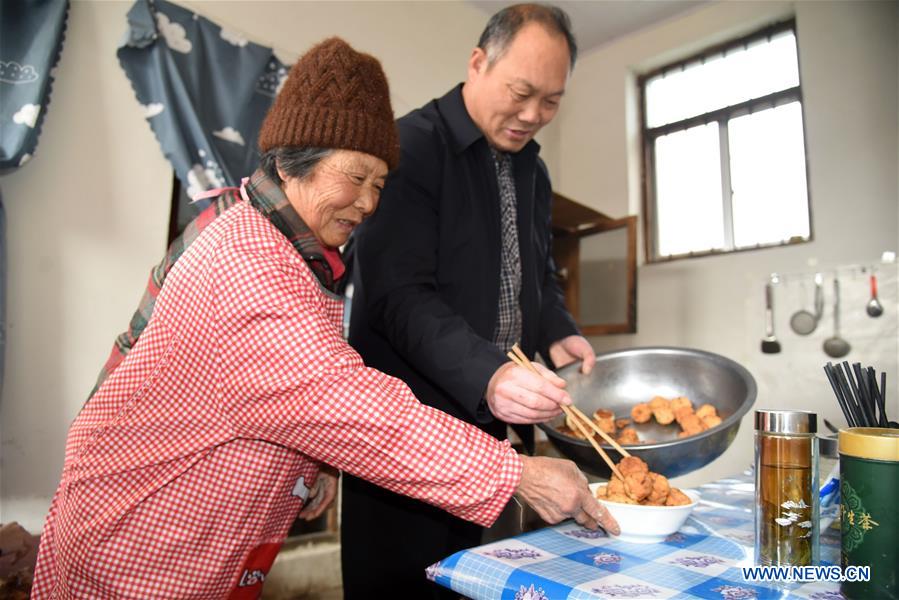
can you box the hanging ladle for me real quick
[790,273,823,335]
[823,277,851,358]
[761,281,781,354]
[866,274,884,318]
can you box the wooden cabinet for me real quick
[551,192,637,335]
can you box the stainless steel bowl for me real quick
[538,346,757,479]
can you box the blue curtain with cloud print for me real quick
[0,0,70,398]
[0,0,69,172]
[117,0,287,231]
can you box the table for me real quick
[427,471,843,599]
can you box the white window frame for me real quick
[639,19,813,263]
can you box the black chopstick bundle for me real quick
[823,362,859,427]
[823,361,892,428]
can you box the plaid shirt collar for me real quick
[243,169,345,293]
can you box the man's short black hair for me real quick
[477,3,577,70]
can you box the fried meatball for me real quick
[607,477,626,496]
[565,414,594,439]
[646,397,670,423]
[649,396,670,410]
[631,403,652,424]
[606,493,639,505]
[666,488,692,506]
[616,427,640,445]
[653,406,676,425]
[615,418,632,429]
[557,424,587,440]
[674,405,695,426]
[670,396,693,412]
[618,455,650,478]
[646,473,670,505]
[679,413,707,436]
[592,409,616,434]
[674,406,696,423]
[624,473,652,501]
[696,404,717,420]
[702,414,723,429]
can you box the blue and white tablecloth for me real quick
[428,472,843,599]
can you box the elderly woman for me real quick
[31,38,615,599]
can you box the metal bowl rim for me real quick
[537,346,757,451]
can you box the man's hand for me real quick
[485,361,571,424]
[298,466,339,521]
[549,335,596,374]
[515,455,619,535]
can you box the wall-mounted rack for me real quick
[767,251,896,285]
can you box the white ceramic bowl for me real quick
[589,483,700,544]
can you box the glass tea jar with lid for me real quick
[754,409,819,566]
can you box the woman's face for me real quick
[280,150,388,249]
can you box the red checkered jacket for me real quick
[32,199,521,599]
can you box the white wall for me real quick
[0,0,489,532]
[548,0,899,488]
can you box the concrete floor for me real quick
[281,589,343,600]
[262,541,342,600]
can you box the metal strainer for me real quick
[789,274,823,335]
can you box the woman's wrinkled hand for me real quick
[515,455,619,535]
[298,466,340,521]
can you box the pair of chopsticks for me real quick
[506,344,630,480]
[823,361,893,428]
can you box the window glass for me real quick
[729,102,810,248]
[655,123,725,257]
[646,31,799,128]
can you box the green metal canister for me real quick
[839,427,899,599]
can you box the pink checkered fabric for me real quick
[32,201,521,599]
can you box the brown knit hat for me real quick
[258,37,399,170]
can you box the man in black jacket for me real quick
[341,4,596,597]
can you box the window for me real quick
[640,20,811,262]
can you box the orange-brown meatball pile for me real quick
[631,396,721,438]
[593,456,692,507]
[556,396,722,445]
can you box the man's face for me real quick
[463,23,570,153]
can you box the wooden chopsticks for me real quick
[566,405,632,458]
[506,344,627,480]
